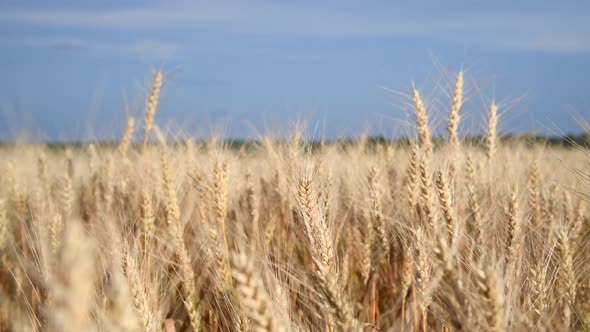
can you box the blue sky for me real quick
[1,1,589,141]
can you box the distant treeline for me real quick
[1,133,588,151]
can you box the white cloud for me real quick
[1,3,589,53]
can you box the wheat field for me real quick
[0,71,589,331]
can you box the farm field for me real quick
[0,71,589,331]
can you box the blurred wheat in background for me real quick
[0,70,589,331]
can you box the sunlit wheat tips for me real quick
[448,70,464,150]
[412,88,433,154]
[143,70,163,154]
[485,102,498,162]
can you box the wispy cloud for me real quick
[2,36,178,59]
[1,3,589,53]
[494,35,590,54]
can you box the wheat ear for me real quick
[211,160,232,289]
[161,157,202,330]
[0,200,7,250]
[161,157,181,230]
[245,170,260,239]
[505,186,521,264]
[49,221,96,332]
[399,247,413,317]
[505,186,522,287]
[465,156,483,255]
[528,161,541,227]
[143,70,163,154]
[368,166,389,263]
[448,71,464,150]
[50,212,63,253]
[297,178,335,269]
[485,102,498,162]
[476,266,505,332]
[414,228,432,313]
[37,152,50,213]
[530,262,547,317]
[140,189,155,239]
[356,223,372,285]
[556,229,576,325]
[412,88,433,154]
[119,116,135,157]
[435,170,455,241]
[405,144,420,211]
[418,153,437,231]
[60,172,74,219]
[296,177,357,330]
[106,267,142,331]
[231,252,289,332]
[122,249,157,332]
